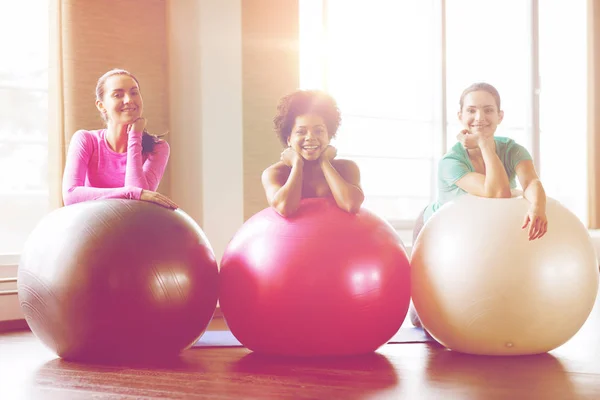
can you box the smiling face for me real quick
[96,74,143,125]
[458,90,504,137]
[287,113,331,161]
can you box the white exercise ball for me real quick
[411,194,598,355]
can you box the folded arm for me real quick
[321,159,364,213]
[454,141,511,198]
[516,160,548,240]
[124,130,170,191]
[62,130,143,205]
[261,162,303,217]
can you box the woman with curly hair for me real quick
[261,89,364,217]
[409,82,548,329]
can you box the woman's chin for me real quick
[302,153,321,162]
[121,114,141,124]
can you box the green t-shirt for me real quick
[423,137,533,222]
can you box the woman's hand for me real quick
[457,129,494,149]
[457,129,478,149]
[280,147,303,168]
[128,117,147,134]
[521,204,548,241]
[140,190,178,209]
[319,145,337,164]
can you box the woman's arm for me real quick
[320,147,364,213]
[516,160,548,240]
[454,134,511,198]
[124,130,170,191]
[62,131,142,205]
[261,148,304,217]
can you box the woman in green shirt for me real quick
[410,83,549,328]
[413,82,548,243]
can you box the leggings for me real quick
[412,207,427,245]
[409,207,427,329]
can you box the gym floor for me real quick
[1,296,600,400]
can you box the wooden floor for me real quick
[2,298,600,400]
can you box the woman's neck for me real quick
[105,123,129,153]
[303,159,323,175]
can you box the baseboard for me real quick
[0,309,225,335]
[0,319,29,333]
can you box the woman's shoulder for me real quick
[264,161,290,175]
[153,137,170,153]
[331,158,359,170]
[495,137,532,164]
[494,136,528,154]
[331,159,361,181]
[494,136,517,146]
[261,161,290,184]
[442,142,468,161]
[70,129,103,147]
[73,128,102,138]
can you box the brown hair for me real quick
[459,82,502,111]
[96,69,162,153]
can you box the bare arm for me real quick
[321,157,364,214]
[516,160,548,240]
[516,160,546,207]
[455,136,511,198]
[261,159,304,217]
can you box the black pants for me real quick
[412,207,426,245]
[409,207,427,328]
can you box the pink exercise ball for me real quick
[411,195,598,355]
[220,198,410,356]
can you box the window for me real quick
[300,0,438,228]
[0,0,49,257]
[539,0,587,224]
[445,0,531,152]
[300,0,588,228]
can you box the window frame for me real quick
[0,1,49,324]
[0,255,21,324]
[303,0,542,229]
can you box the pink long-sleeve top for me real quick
[62,129,170,205]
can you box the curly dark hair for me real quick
[273,89,342,147]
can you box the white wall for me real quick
[167,0,244,263]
